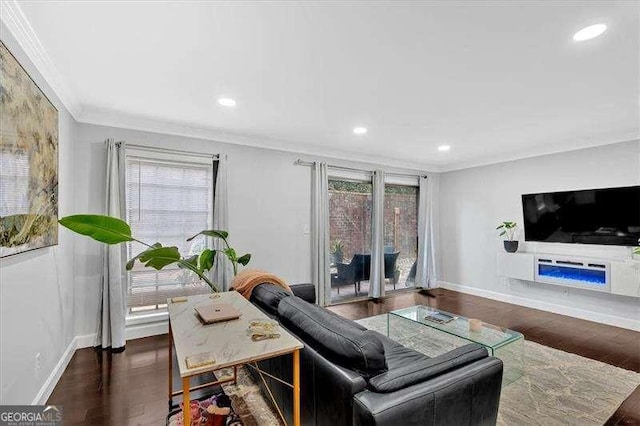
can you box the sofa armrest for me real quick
[290,283,316,304]
[353,357,503,426]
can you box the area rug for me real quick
[211,315,639,426]
[358,314,640,426]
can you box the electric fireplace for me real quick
[534,256,610,292]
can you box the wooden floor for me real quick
[47,288,640,425]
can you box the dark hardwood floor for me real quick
[47,288,640,425]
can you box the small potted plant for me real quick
[496,221,518,253]
[330,240,344,264]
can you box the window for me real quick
[125,149,215,315]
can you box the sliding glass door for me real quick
[383,184,419,292]
[324,171,421,304]
[328,178,372,303]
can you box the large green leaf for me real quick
[138,246,181,270]
[126,242,162,270]
[59,215,133,245]
[199,249,215,272]
[237,253,251,266]
[187,230,229,242]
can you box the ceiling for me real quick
[4,1,639,171]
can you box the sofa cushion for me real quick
[278,296,387,377]
[274,293,366,332]
[250,283,292,316]
[367,343,488,393]
[376,332,431,370]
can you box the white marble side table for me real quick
[168,291,303,426]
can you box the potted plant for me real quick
[496,221,518,253]
[58,214,251,292]
[330,239,344,264]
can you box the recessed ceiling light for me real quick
[218,97,236,107]
[353,127,368,135]
[438,145,451,152]
[573,24,607,42]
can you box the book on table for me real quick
[424,311,457,324]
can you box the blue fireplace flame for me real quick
[538,264,606,285]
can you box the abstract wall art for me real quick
[0,41,59,257]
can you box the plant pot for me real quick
[503,240,519,253]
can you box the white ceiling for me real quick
[5,1,639,171]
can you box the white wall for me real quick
[72,122,428,338]
[0,27,77,404]
[439,140,640,329]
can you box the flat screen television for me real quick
[522,185,640,246]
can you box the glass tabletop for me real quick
[389,305,523,350]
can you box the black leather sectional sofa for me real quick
[248,283,503,426]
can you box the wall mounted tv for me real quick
[522,185,640,246]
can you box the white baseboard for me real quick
[75,321,169,349]
[438,281,640,332]
[75,333,96,349]
[126,320,168,341]
[31,337,76,405]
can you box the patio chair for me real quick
[405,260,417,287]
[332,251,401,295]
[384,251,400,289]
[332,254,370,296]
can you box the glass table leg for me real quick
[493,337,524,386]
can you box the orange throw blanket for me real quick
[231,269,291,299]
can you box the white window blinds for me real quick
[125,150,215,313]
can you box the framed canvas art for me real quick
[0,41,59,257]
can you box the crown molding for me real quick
[77,106,441,172]
[437,131,640,173]
[0,0,82,117]
[79,105,637,174]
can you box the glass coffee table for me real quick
[388,305,524,384]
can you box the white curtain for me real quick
[416,174,439,288]
[311,162,331,306]
[212,155,232,291]
[369,170,385,298]
[98,139,127,351]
